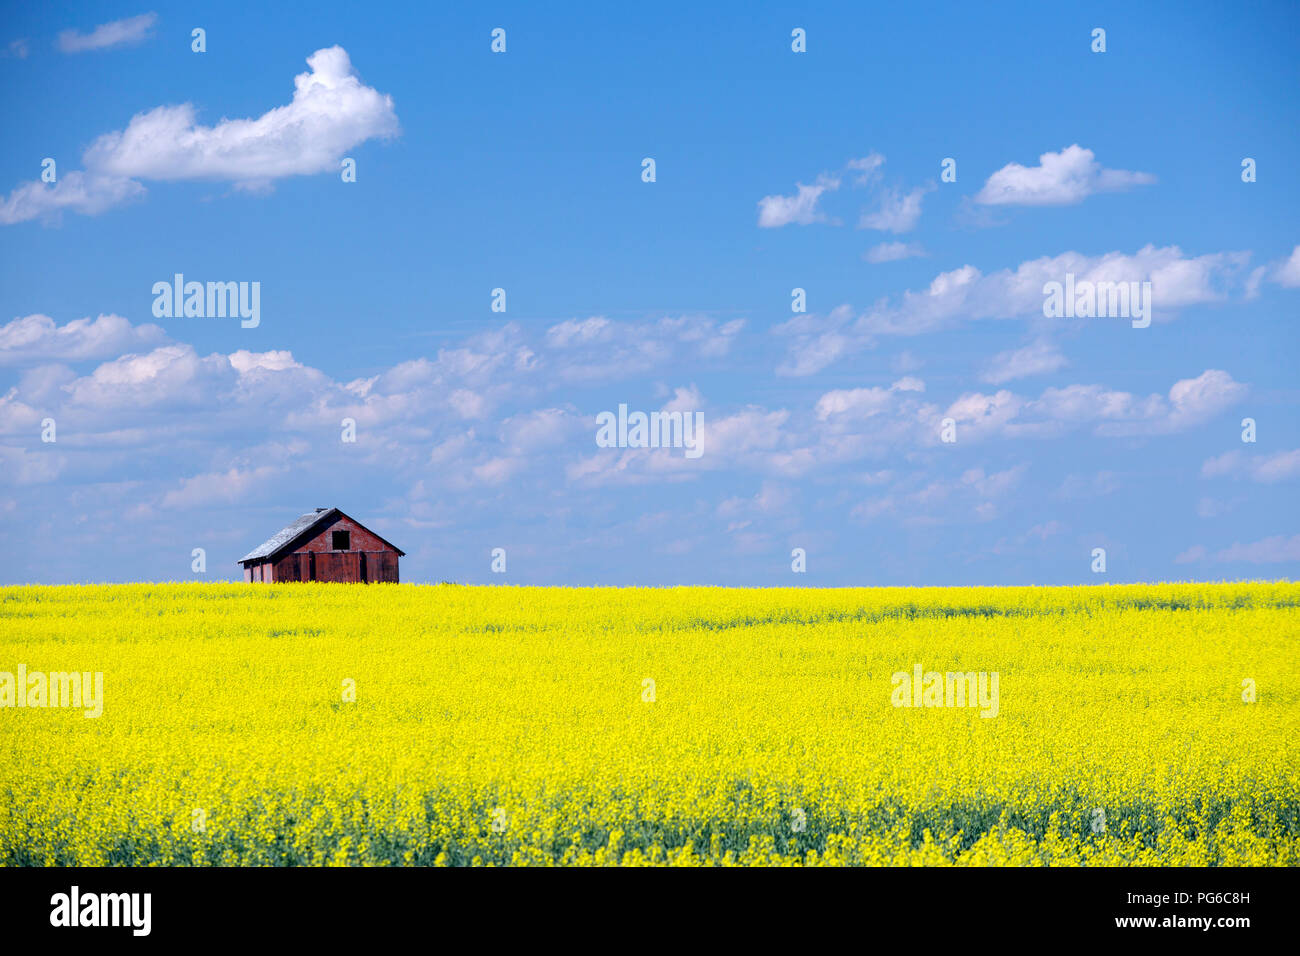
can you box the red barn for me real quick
[238,508,404,583]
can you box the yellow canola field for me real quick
[1,581,1297,866]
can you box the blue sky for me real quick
[1,0,1297,585]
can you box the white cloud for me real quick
[980,341,1068,384]
[1216,535,1300,563]
[1245,265,1266,300]
[1158,369,1249,432]
[661,384,704,413]
[847,153,885,185]
[0,306,1256,563]
[472,457,524,486]
[942,390,1023,441]
[0,446,65,485]
[161,465,282,510]
[1272,245,1300,288]
[57,13,157,53]
[974,144,1156,206]
[1254,450,1300,482]
[961,464,1028,499]
[228,350,300,374]
[934,370,1245,443]
[815,387,894,421]
[758,153,931,233]
[814,377,924,421]
[757,174,840,227]
[499,408,580,452]
[776,244,1250,375]
[864,241,926,263]
[852,464,1026,526]
[546,317,611,348]
[85,46,398,187]
[544,314,742,383]
[0,172,145,225]
[773,304,855,376]
[2,38,29,59]
[448,388,489,420]
[0,313,166,365]
[63,345,232,408]
[858,183,934,233]
[1202,448,1300,483]
[1,46,398,224]
[1056,370,1244,436]
[1028,384,1151,425]
[1179,535,1300,564]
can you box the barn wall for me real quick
[273,552,312,582]
[292,515,392,555]
[372,551,400,583]
[272,554,296,582]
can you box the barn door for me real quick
[316,552,362,582]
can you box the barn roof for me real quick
[237,508,405,564]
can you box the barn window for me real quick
[332,530,350,551]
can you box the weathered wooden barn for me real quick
[238,508,404,583]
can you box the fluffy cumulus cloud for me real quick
[0,311,1247,479]
[85,46,398,185]
[1030,369,1245,437]
[0,46,398,224]
[776,244,1250,375]
[975,145,1156,206]
[0,312,755,504]
[814,378,924,421]
[57,13,157,53]
[0,313,167,366]
[899,369,1242,447]
[0,302,1273,580]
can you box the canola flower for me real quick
[1,581,1297,866]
